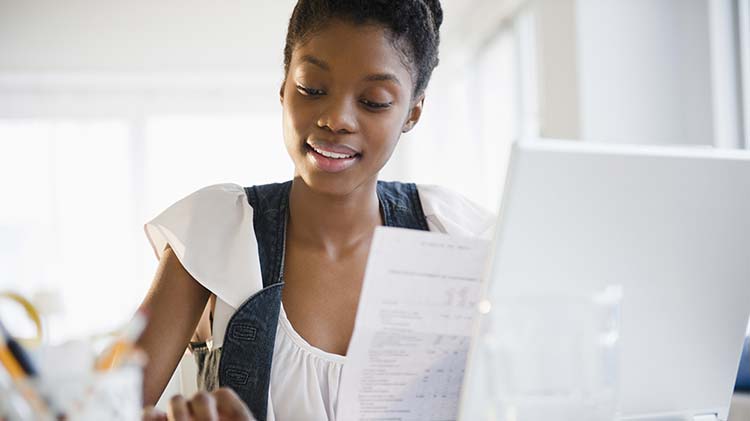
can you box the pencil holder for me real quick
[0,343,144,421]
[0,365,143,421]
[40,365,143,421]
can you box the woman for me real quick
[137,1,494,420]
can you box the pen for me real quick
[0,320,38,377]
[95,310,148,371]
[0,333,25,380]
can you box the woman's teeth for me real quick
[311,146,355,159]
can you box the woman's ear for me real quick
[279,80,286,105]
[402,95,425,133]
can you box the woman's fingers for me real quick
[188,391,219,421]
[213,388,255,421]
[142,406,168,421]
[157,388,253,421]
[167,395,190,421]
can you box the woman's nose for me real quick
[317,97,358,134]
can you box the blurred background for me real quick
[0,0,747,354]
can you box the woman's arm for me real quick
[136,244,211,406]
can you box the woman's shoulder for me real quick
[166,181,292,208]
[149,183,249,219]
[416,184,497,239]
[148,181,293,223]
[144,182,262,309]
[179,182,248,203]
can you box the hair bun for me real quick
[421,0,443,31]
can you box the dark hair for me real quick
[283,0,443,98]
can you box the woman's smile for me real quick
[305,140,362,173]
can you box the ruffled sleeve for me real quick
[144,183,263,317]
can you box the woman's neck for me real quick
[287,177,382,255]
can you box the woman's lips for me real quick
[306,140,359,156]
[305,143,360,173]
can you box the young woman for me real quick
[137,1,494,420]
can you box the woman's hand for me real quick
[142,388,255,421]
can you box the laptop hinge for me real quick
[692,414,719,421]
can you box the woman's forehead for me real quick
[290,20,414,86]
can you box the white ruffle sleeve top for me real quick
[145,183,495,421]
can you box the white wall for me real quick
[574,0,714,146]
[0,0,293,76]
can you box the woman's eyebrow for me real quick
[363,73,401,86]
[299,54,401,86]
[300,55,330,71]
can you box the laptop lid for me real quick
[459,140,750,421]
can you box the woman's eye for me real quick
[296,85,325,96]
[361,99,393,110]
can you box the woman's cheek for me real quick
[285,102,312,139]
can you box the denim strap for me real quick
[219,180,428,421]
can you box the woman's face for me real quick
[281,20,423,197]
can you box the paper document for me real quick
[337,227,490,421]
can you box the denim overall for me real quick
[200,180,430,421]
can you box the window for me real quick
[0,110,292,343]
[0,119,137,341]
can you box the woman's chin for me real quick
[294,171,374,198]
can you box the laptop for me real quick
[458,140,750,421]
